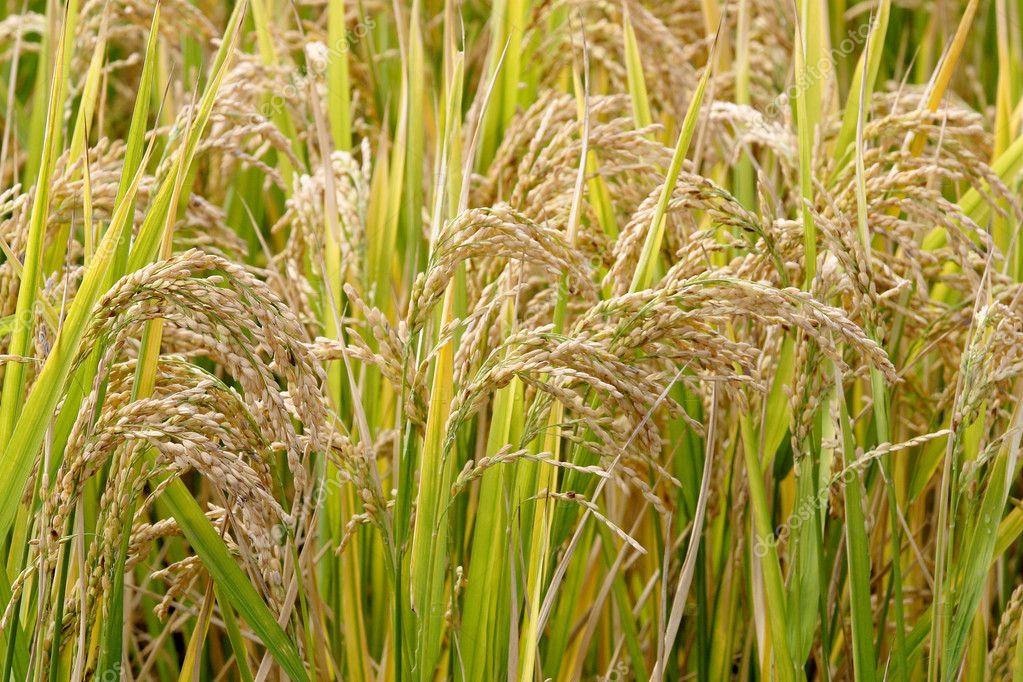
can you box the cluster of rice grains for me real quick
[0,0,1021,680]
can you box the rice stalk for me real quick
[0,0,1020,680]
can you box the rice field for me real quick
[0,0,1022,679]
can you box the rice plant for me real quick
[0,0,1022,679]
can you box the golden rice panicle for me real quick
[2,0,1023,679]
